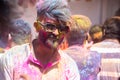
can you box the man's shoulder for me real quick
[10,43,30,51]
[90,41,120,53]
[63,46,100,60]
[59,50,73,59]
[91,41,105,48]
[58,50,77,64]
[91,40,120,48]
[0,43,31,67]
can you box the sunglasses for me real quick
[36,20,69,33]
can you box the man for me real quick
[90,16,120,80]
[0,19,32,54]
[60,15,101,80]
[89,25,103,43]
[0,0,80,80]
[0,0,18,50]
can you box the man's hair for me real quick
[89,25,103,43]
[36,0,71,22]
[102,16,120,42]
[0,0,21,48]
[10,19,31,45]
[67,15,92,46]
[89,25,102,37]
[71,15,92,33]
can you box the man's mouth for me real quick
[39,30,60,48]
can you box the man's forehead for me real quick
[38,17,57,24]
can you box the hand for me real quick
[0,48,4,53]
[14,74,31,80]
[19,74,31,80]
[84,41,93,49]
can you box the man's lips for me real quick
[38,30,59,48]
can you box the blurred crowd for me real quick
[0,0,120,80]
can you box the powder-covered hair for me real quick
[0,0,21,48]
[36,0,71,22]
[67,15,92,45]
[71,15,92,33]
[10,19,31,45]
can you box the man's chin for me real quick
[45,39,59,49]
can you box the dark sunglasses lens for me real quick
[45,23,57,30]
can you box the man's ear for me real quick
[64,38,69,49]
[34,21,42,32]
[59,38,68,50]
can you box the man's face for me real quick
[36,18,69,49]
[92,31,102,43]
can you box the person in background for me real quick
[17,0,38,40]
[60,15,93,50]
[0,0,38,52]
[0,0,34,78]
[0,0,19,51]
[89,25,103,43]
[90,16,120,80]
[0,19,32,53]
[9,19,32,47]
[0,0,80,80]
[60,15,101,80]
[72,15,92,46]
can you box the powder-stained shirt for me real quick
[64,45,101,80]
[0,44,80,80]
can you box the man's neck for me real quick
[34,47,57,67]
